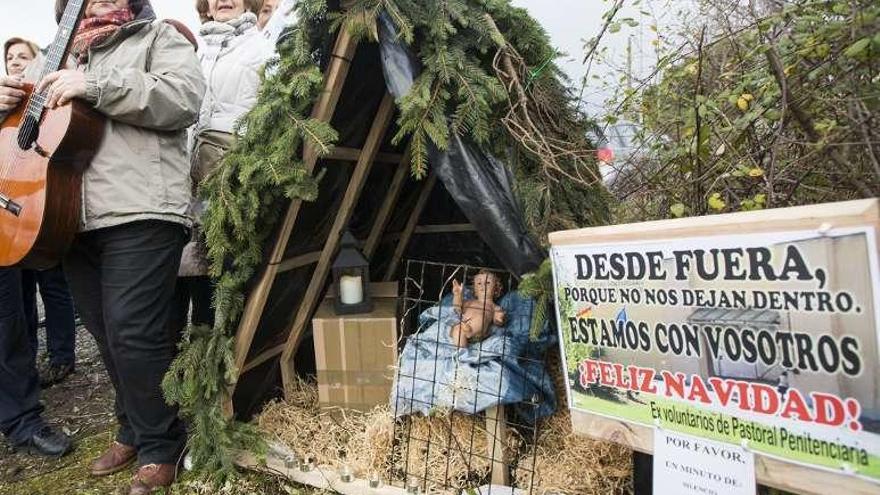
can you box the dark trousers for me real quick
[167,276,215,337]
[64,220,187,465]
[0,268,45,444]
[22,265,77,366]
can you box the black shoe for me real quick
[39,362,75,388]
[16,426,73,458]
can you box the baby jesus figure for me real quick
[450,270,507,348]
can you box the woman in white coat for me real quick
[170,0,273,335]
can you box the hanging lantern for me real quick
[332,232,373,315]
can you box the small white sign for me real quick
[654,430,755,495]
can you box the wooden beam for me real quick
[383,173,437,281]
[280,93,398,395]
[271,28,359,266]
[229,29,359,405]
[375,224,477,244]
[241,343,286,375]
[231,263,279,378]
[327,147,404,164]
[414,223,476,235]
[486,405,510,486]
[364,147,411,258]
[278,251,322,274]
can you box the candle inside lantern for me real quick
[339,275,364,305]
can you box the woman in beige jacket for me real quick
[0,1,205,493]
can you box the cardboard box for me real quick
[313,283,398,410]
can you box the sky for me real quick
[0,0,677,113]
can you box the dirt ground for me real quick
[0,326,120,494]
[0,323,316,495]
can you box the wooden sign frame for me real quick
[549,199,880,495]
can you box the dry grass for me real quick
[258,378,633,494]
[257,378,395,478]
[515,412,633,495]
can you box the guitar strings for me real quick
[1,17,69,190]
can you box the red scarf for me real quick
[71,9,134,63]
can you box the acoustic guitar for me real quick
[0,0,104,269]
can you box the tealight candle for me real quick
[339,464,354,483]
[368,471,382,488]
[406,477,420,494]
[299,454,315,472]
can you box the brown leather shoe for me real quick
[90,441,136,476]
[128,463,177,495]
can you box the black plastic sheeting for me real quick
[232,16,544,418]
[378,13,545,277]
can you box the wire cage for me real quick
[389,259,555,494]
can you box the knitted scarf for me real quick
[71,9,134,63]
[198,12,258,48]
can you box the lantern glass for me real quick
[332,233,373,315]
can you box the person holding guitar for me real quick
[0,0,205,493]
[0,29,75,470]
[4,37,80,389]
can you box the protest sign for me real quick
[549,199,880,495]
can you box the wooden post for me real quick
[279,94,398,396]
[486,405,510,486]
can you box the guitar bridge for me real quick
[0,193,21,216]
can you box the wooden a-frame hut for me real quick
[227,12,544,417]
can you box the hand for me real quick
[494,308,507,326]
[452,280,463,296]
[0,76,26,112]
[36,70,87,109]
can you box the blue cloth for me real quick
[390,291,556,422]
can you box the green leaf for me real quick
[844,37,871,58]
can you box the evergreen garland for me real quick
[163,0,610,481]
[163,0,335,480]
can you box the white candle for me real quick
[339,275,364,305]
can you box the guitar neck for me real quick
[25,0,88,118]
